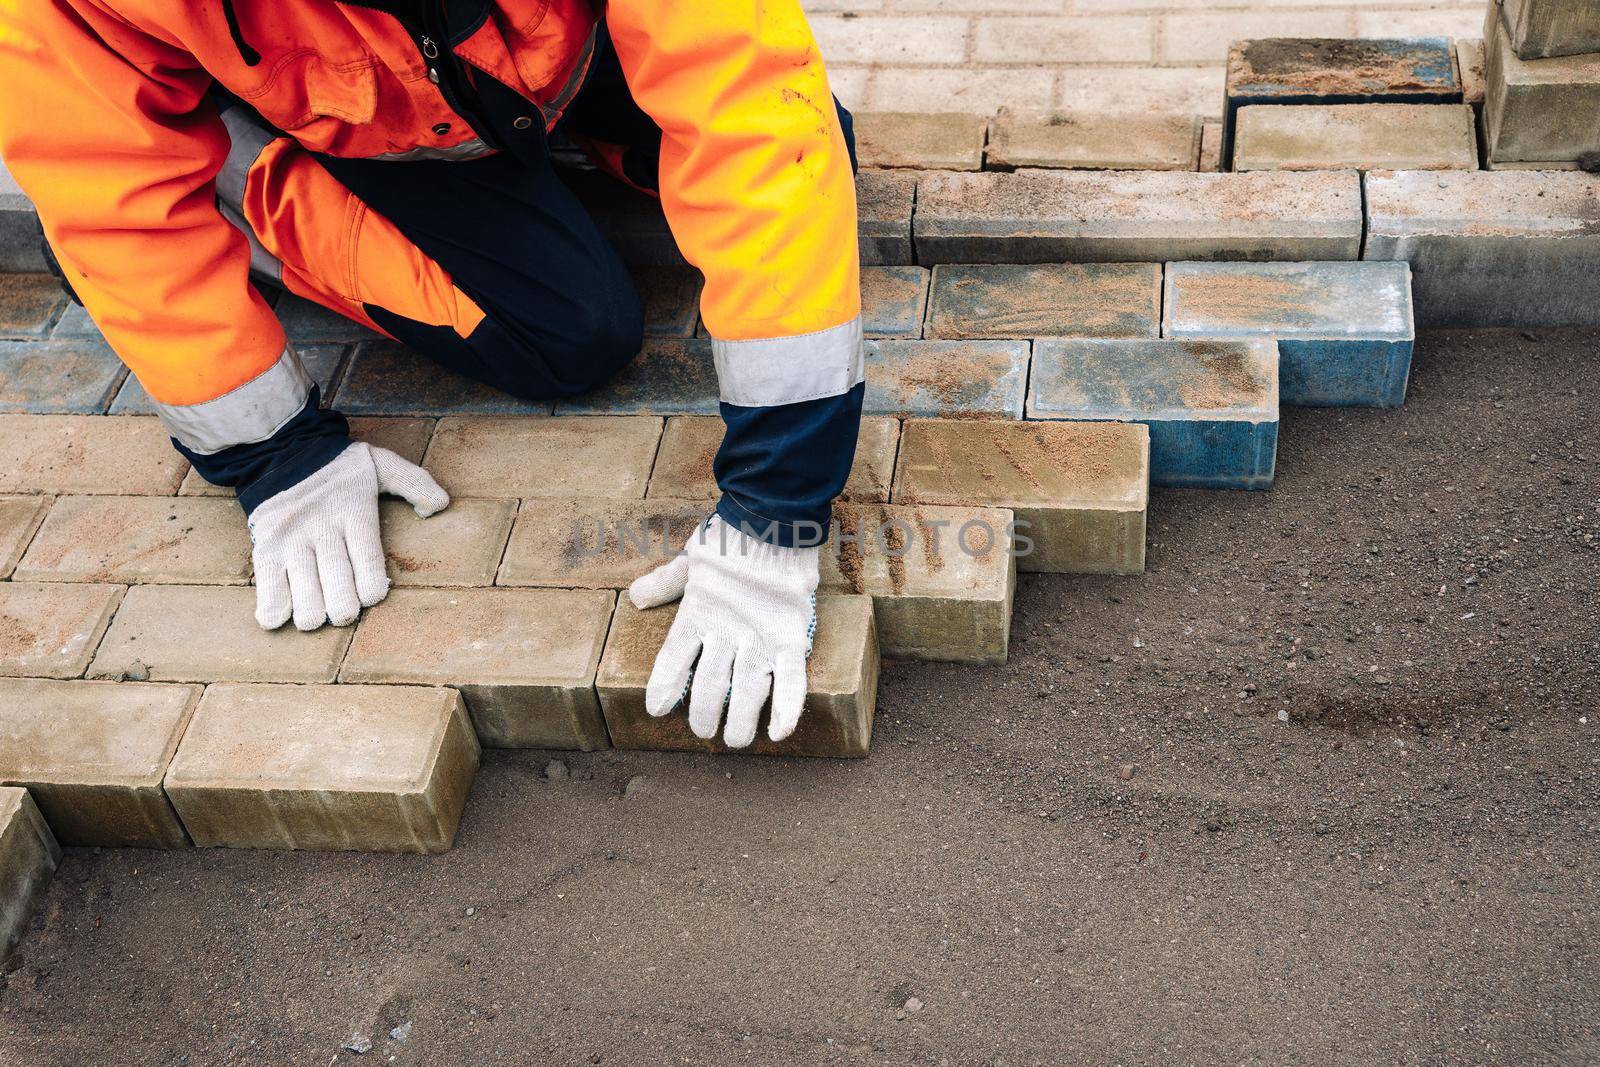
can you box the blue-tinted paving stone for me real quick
[1029,338,1279,490]
[862,266,929,338]
[0,162,46,273]
[554,339,717,415]
[633,267,701,337]
[111,345,346,416]
[864,340,1029,419]
[0,274,65,340]
[335,341,552,416]
[1163,261,1414,408]
[49,302,102,341]
[0,340,126,413]
[275,294,382,343]
[927,263,1160,340]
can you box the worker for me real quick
[0,1,862,749]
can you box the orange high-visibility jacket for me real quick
[0,0,861,451]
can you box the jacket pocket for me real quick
[237,51,378,146]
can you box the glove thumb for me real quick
[370,445,450,517]
[628,551,690,610]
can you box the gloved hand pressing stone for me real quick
[249,441,449,631]
[627,515,817,748]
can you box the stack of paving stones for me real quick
[1479,0,1600,170]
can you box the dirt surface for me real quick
[2,328,1597,1066]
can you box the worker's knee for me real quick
[484,289,645,401]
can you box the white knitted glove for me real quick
[249,441,449,631]
[628,515,818,748]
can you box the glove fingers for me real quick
[345,522,391,608]
[687,638,736,740]
[315,536,362,627]
[767,650,809,742]
[371,446,450,517]
[723,650,773,750]
[285,546,327,632]
[627,552,690,610]
[644,622,702,717]
[253,553,293,631]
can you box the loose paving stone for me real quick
[864,339,1029,419]
[1458,38,1487,108]
[1501,0,1600,59]
[336,341,552,416]
[497,497,707,589]
[855,112,986,171]
[986,111,1200,171]
[825,501,1014,665]
[0,787,59,959]
[180,416,435,497]
[15,496,252,585]
[913,170,1364,263]
[892,419,1149,575]
[0,678,198,847]
[646,415,900,504]
[0,582,122,679]
[163,683,479,853]
[381,496,516,587]
[1362,169,1600,327]
[0,274,65,339]
[1163,261,1415,407]
[926,263,1161,340]
[112,345,344,416]
[274,294,382,343]
[1483,13,1600,164]
[553,339,717,415]
[857,171,916,266]
[1233,103,1478,171]
[424,415,661,498]
[0,340,125,414]
[0,415,187,495]
[633,267,701,337]
[89,585,352,684]
[1029,338,1279,490]
[1198,121,1224,172]
[340,587,615,750]
[0,496,48,579]
[862,266,930,338]
[596,594,879,758]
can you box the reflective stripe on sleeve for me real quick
[152,345,313,455]
[710,316,864,408]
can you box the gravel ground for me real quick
[2,327,1596,1067]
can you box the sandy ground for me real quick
[1,328,1596,1067]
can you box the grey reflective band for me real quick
[711,316,865,408]
[217,107,276,209]
[370,139,495,162]
[153,346,313,455]
[217,198,284,287]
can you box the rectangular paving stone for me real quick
[0,787,59,960]
[862,266,929,338]
[647,415,900,505]
[1483,12,1600,163]
[113,344,344,416]
[596,594,879,758]
[164,683,480,853]
[380,496,515,587]
[927,263,1161,340]
[1199,121,1224,172]
[1234,104,1478,172]
[0,678,199,847]
[0,582,122,679]
[340,587,615,750]
[0,496,48,579]
[553,339,717,415]
[864,340,1029,419]
[424,415,661,498]
[274,293,382,343]
[0,340,126,414]
[1458,37,1487,108]
[180,416,434,497]
[986,111,1200,171]
[336,341,552,416]
[0,415,187,495]
[855,112,986,171]
[857,171,916,266]
[0,274,65,340]
[15,496,251,585]
[1363,169,1600,328]
[1164,261,1415,408]
[1501,0,1600,59]
[913,170,1364,263]
[497,497,707,589]
[47,302,101,342]
[1029,338,1279,490]
[892,419,1149,575]
[825,501,1014,665]
[634,266,701,337]
[88,585,352,684]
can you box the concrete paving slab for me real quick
[862,266,930,338]
[381,496,516,587]
[335,341,553,416]
[553,339,718,415]
[1458,37,1487,107]
[0,787,59,961]
[646,415,900,505]
[864,340,1029,419]
[0,415,187,495]
[857,171,917,266]
[0,274,64,340]
[1234,103,1478,171]
[633,267,701,337]
[15,496,252,585]
[856,112,987,171]
[0,340,125,414]
[1163,261,1414,407]
[1483,11,1600,163]
[986,111,1200,171]
[423,415,661,498]
[1501,0,1600,59]
[274,294,382,343]
[497,497,707,589]
[927,263,1161,339]
[0,582,122,679]
[0,495,48,579]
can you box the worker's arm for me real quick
[607,0,861,746]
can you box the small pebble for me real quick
[344,1033,372,1055]
[904,997,922,1013]
[389,1021,412,1043]
[544,759,569,781]
[1118,764,1134,782]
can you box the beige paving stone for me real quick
[181,417,435,497]
[1162,10,1351,64]
[424,416,661,499]
[646,415,900,504]
[810,15,968,64]
[0,678,199,847]
[1234,104,1479,172]
[973,15,1155,64]
[892,419,1148,575]
[1057,67,1226,119]
[926,263,1162,339]
[1501,0,1600,59]
[1483,10,1600,163]
[497,497,707,590]
[0,415,186,495]
[15,496,252,585]
[871,67,1059,117]
[340,587,615,750]
[986,110,1200,171]
[0,582,122,679]
[0,787,60,959]
[596,595,879,758]
[88,585,352,684]
[856,170,917,265]
[855,112,987,171]
[1458,37,1487,108]
[825,502,1014,665]
[1199,121,1224,172]
[0,495,49,578]
[381,497,516,587]
[163,683,479,854]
